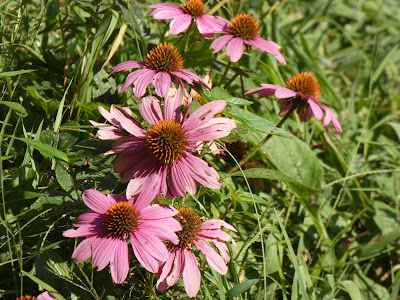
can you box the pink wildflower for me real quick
[149,0,227,38]
[156,207,236,298]
[17,292,56,300]
[91,87,236,207]
[63,189,182,284]
[245,72,342,133]
[210,13,286,64]
[111,42,209,98]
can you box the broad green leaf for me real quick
[55,161,74,191]
[339,280,362,300]
[211,87,252,105]
[0,100,27,116]
[15,137,69,162]
[227,279,260,298]
[354,273,390,300]
[228,107,291,137]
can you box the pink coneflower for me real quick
[111,42,209,98]
[245,72,342,133]
[91,87,236,207]
[16,292,56,300]
[156,207,236,298]
[210,13,286,64]
[63,189,182,284]
[149,0,227,37]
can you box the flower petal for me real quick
[194,240,227,274]
[186,117,236,141]
[118,69,148,93]
[134,69,157,98]
[153,71,172,97]
[164,85,184,121]
[112,106,147,138]
[82,189,114,214]
[210,34,234,53]
[182,249,201,298]
[169,14,192,35]
[110,61,146,75]
[141,204,179,219]
[308,99,323,120]
[226,37,244,62]
[110,239,129,284]
[274,87,297,99]
[140,96,164,125]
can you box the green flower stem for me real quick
[228,104,297,175]
[218,60,232,86]
[224,71,240,89]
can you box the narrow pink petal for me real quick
[244,86,276,97]
[134,69,157,98]
[226,37,244,62]
[97,129,122,140]
[110,61,146,75]
[140,96,164,125]
[274,87,297,99]
[182,249,201,297]
[139,222,181,245]
[63,225,100,238]
[196,15,228,37]
[110,239,129,284]
[151,11,185,20]
[37,292,57,300]
[133,230,170,261]
[112,137,146,154]
[112,107,147,138]
[183,100,227,131]
[169,14,192,35]
[118,69,148,93]
[149,3,181,9]
[131,234,162,273]
[166,248,185,286]
[210,34,234,53]
[98,105,117,125]
[186,118,236,141]
[247,37,286,65]
[213,241,230,263]
[153,71,172,97]
[199,229,233,241]
[92,236,117,271]
[180,154,221,189]
[194,240,227,274]
[169,160,197,196]
[129,173,162,208]
[73,211,103,226]
[201,219,237,232]
[278,98,293,116]
[179,69,209,88]
[82,189,114,214]
[71,237,98,263]
[141,204,179,219]
[157,250,176,283]
[308,99,323,120]
[164,85,184,121]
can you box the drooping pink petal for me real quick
[82,189,115,214]
[139,222,180,245]
[247,37,286,65]
[180,154,221,189]
[92,236,117,271]
[133,229,170,262]
[182,249,201,298]
[140,96,164,125]
[183,100,227,131]
[37,292,57,300]
[194,240,227,274]
[210,34,234,53]
[112,137,146,154]
[308,99,323,120]
[169,160,197,196]
[213,240,230,263]
[134,69,157,98]
[201,219,237,232]
[118,68,148,93]
[196,15,227,37]
[157,249,176,283]
[274,87,297,99]
[166,248,185,287]
[186,118,236,142]
[244,86,276,98]
[164,85,184,121]
[141,204,179,220]
[112,107,147,138]
[130,234,162,273]
[226,37,244,62]
[153,71,172,97]
[96,128,122,140]
[169,14,192,35]
[110,61,146,75]
[71,237,99,263]
[110,238,129,284]
[199,229,233,241]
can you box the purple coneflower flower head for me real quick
[156,207,236,298]
[210,13,286,64]
[63,189,182,284]
[111,42,209,98]
[17,292,56,300]
[245,72,342,133]
[149,0,227,38]
[91,87,236,206]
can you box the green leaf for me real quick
[0,69,36,77]
[15,43,46,63]
[225,97,253,106]
[211,87,253,105]
[339,280,362,300]
[228,107,291,137]
[21,271,66,300]
[55,161,74,191]
[354,273,390,300]
[15,137,69,162]
[227,279,260,298]
[0,100,27,116]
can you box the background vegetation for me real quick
[1,0,400,299]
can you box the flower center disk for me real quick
[174,207,202,248]
[145,42,184,73]
[181,0,206,17]
[228,14,260,41]
[285,72,320,100]
[104,202,141,239]
[16,296,37,300]
[146,120,187,165]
